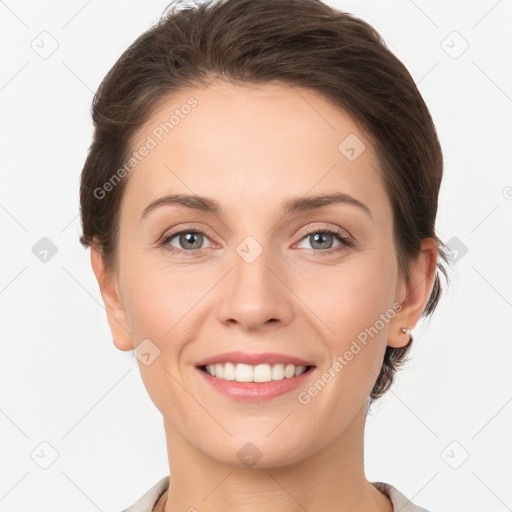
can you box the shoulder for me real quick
[119,476,169,512]
[372,481,433,512]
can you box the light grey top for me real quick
[120,475,432,511]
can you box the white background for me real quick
[1,1,511,511]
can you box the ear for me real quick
[90,245,134,352]
[388,238,439,348]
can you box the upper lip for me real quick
[195,351,315,367]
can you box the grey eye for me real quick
[167,231,210,251]
[298,232,342,251]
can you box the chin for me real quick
[196,431,315,469]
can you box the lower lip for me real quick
[196,366,316,401]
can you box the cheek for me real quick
[122,270,173,340]
[119,262,206,415]
[298,250,398,342]
[116,222,200,340]
[310,250,398,388]
[300,258,398,413]
[120,256,218,352]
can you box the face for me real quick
[97,79,417,468]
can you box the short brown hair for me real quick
[79,0,451,403]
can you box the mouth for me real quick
[197,362,316,383]
[194,352,317,401]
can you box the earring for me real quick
[400,327,413,345]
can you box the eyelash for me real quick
[159,224,354,258]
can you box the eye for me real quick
[295,226,354,255]
[159,224,354,257]
[160,226,212,255]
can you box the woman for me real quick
[79,0,450,510]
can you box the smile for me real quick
[196,364,316,401]
[200,362,313,382]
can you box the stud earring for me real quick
[400,327,413,345]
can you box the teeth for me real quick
[204,363,308,382]
[224,362,236,380]
[271,363,285,380]
[236,363,253,382]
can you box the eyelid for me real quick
[159,222,214,243]
[295,222,353,241]
[160,223,351,243]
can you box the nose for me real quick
[216,242,294,332]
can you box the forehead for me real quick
[121,80,389,224]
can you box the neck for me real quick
[159,402,392,512]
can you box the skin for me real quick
[91,79,438,512]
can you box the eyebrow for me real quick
[140,191,372,221]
